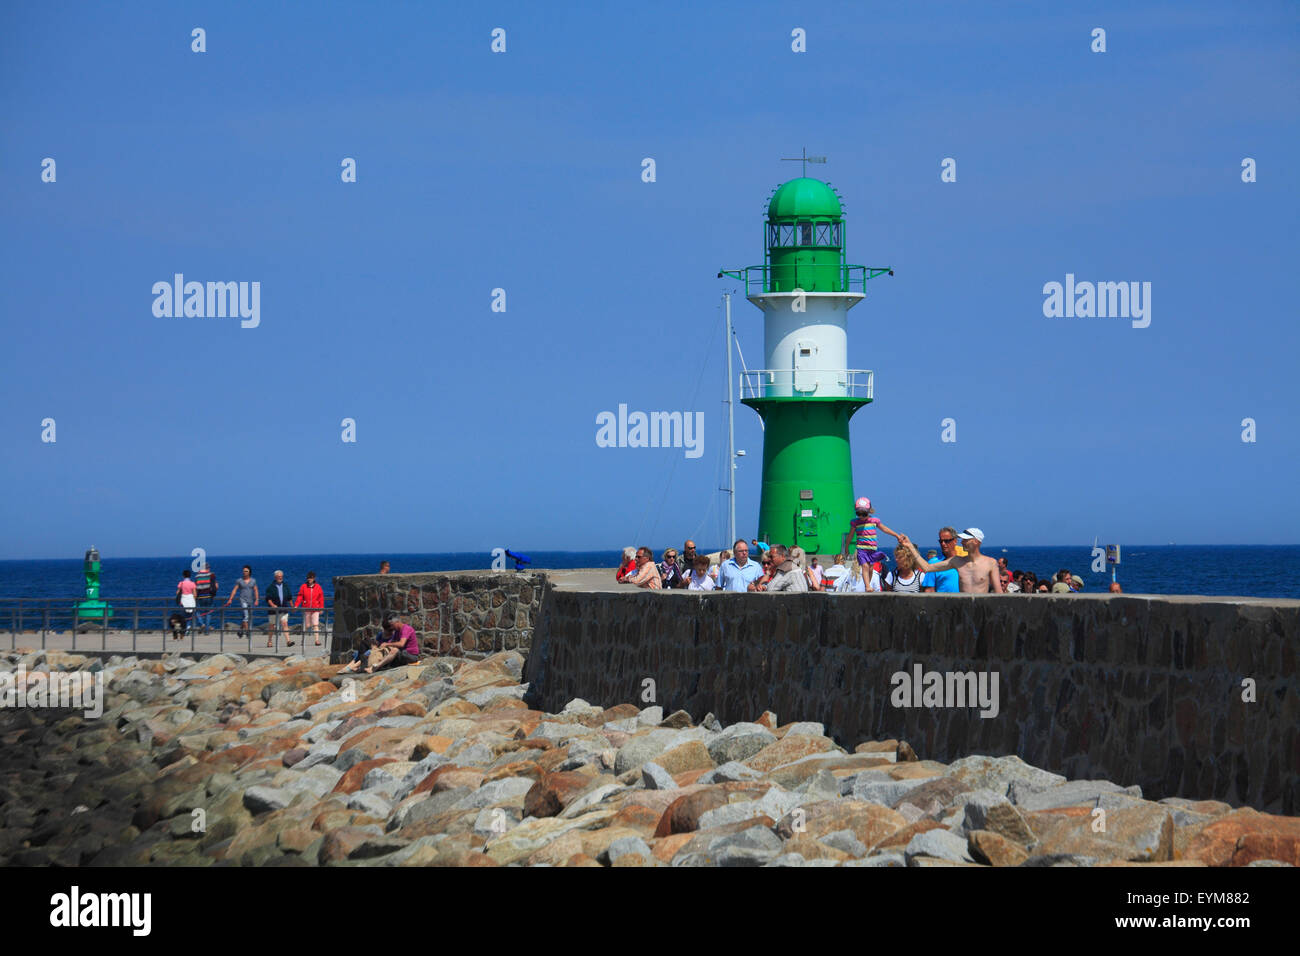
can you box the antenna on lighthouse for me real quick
[781,148,827,177]
[724,292,737,548]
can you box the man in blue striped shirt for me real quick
[719,540,763,592]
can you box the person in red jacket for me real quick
[614,547,637,583]
[293,571,325,646]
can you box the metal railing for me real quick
[719,264,892,296]
[0,597,334,656]
[740,368,873,400]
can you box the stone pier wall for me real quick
[524,590,1298,814]
[331,572,1298,813]
[331,572,545,660]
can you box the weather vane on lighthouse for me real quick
[781,147,827,177]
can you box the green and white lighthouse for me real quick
[720,173,892,555]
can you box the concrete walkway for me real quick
[2,629,333,659]
[545,568,635,593]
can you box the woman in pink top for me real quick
[175,569,198,639]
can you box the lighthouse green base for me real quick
[742,396,870,556]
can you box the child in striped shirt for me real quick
[849,497,902,574]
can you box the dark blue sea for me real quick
[0,547,1296,602]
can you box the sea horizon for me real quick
[1,545,1297,601]
[5,542,1298,562]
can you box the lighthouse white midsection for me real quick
[748,292,864,397]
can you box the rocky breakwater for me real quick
[1,648,1297,867]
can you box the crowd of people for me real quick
[166,559,425,675]
[616,497,1121,596]
[172,562,328,646]
[162,558,428,679]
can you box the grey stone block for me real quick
[821,829,868,858]
[1016,780,1141,812]
[782,721,825,737]
[558,783,624,819]
[374,715,424,729]
[699,761,764,785]
[904,829,974,864]
[527,721,592,743]
[451,777,534,811]
[605,836,653,863]
[243,786,293,814]
[472,806,521,837]
[447,743,493,767]
[613,730,677,775]
[361,767,402,794]
[844,852,907,867]
[799,770,841,802]
[295,740,342,770]
[465,683,528,707]
[386,787,472,831]
[948,755,1066,798]
[852,776,928,807]
[956,789,1015,836]
[334,747,370,774]
[346,791,393,818]
[641,762,676,790]
[706,723,777,765]
[839,769,892,795]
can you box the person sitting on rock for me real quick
[351,614,420,673]
[340,632,379,673]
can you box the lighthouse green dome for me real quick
[767,177,842,220]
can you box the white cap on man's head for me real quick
[957,528,985,543]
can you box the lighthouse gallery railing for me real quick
[740,369,873,400]
[718,264,893,296]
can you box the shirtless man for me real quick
[899,528,1003,593]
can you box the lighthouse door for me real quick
[796,507,819,544]
[793,340,819,393]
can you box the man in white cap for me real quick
[899,528,1003,593]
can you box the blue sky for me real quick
[2,1,1297,560]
